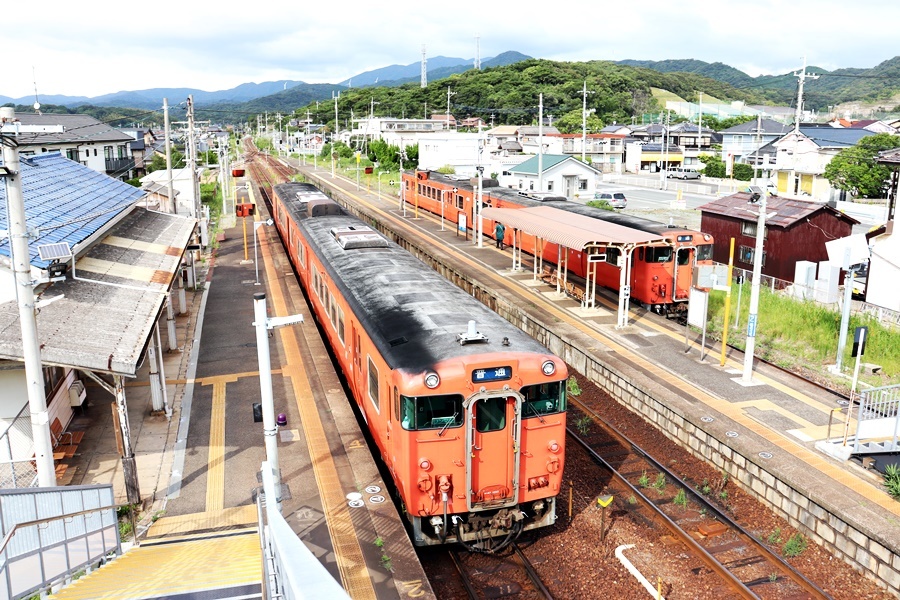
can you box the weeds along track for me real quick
[567,396,830,600]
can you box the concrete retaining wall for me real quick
[322,183,900,596]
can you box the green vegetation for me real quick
[673,488,688,509]
[374,537,392,572]
[767,527,783,545]
[824,133,900,198]
[782,533,808,558]
[704,283,900,391]
[884,464,900,500]
[585,200,614,211]
[638,470,650,488]
[574,415,591,436]
[566,376,582,397]
[147,149,185,173]
[652,472,667,493]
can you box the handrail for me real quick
[0,402,29,445]
[0,501,135,559]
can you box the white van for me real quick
[666,167,701,180]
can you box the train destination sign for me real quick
[473,366,512,383]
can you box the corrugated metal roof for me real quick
[481,206,664,250]
[697,192,860,228]
[0,153,145,268]
[0,208,196,376]
[13,114,137,146]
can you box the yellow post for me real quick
[719,237,735,366]
[568,481,573,520]
[415,186,419,219]
[242,216,249,261]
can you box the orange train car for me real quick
[271,182,568,549]
[401,171,715,315]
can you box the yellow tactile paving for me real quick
[314,172,900,518]
[203,375,237,512]
[75,256,162,283]
[50,531,260,599]
[147,505,258,537]
[259,225,377,600]
[102,235,172,255]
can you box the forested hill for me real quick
[617,57,900,109]
[285,58,770,132]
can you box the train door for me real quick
[673,247,693,302]
[351,324,363,399]
[465,391,522,511]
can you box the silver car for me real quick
[593,192,627,208]
[666,168,701,180]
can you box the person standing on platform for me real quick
[495,222,506,250]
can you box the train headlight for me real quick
[419,458,432,471]
[548,441,561,454]
[704,234,711,241]
[424,372,440,389]
[541,360,556,376]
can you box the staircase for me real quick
[50,507,262,600]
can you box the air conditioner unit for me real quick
[68,380,86,407]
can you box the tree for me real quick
[553,109,605,134]
[147,149,185,173]
[824,133,900,198]
[698,153,725,178]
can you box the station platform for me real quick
[58,187,435,599]
[293,161,900,593]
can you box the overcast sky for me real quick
[5,0,899,101]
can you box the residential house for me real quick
[624,142,684,173]
[848,120,898,134]
[542,133,627,173]
[771,126,883,200]
[698,192,858,282]
[14,113,137,180]
[600,124,632,136]
[458,117,486,130]
[517,126,561,155]
[502,154,602,199]
[140,167,198,216]
[720,118,791,166]
[430,113,457,129]
[345,117,447,152]
[118,128,158,178]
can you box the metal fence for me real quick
[854,384,900,453]
[0,404,36,490]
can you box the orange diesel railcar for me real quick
[402,171,715,315]
[272,182,568,549]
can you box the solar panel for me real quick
[38,242,72,261]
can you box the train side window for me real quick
[330,295,337,327]
[312,271,320,298]
[399,394,463,430]
[476,397,507,432]
[337,305,345,345]
[456,195,464,210]
[605,247,620,266]
[367,357,380,413]
[646,247,673,263]
[637,248,644,261]
[521,381,566,417]
[394,387,400,423]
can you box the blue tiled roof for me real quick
[509,154,580,175]
[0,153,145,268]
[798,127,877,148]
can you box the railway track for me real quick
[448,542,554,600]
[567,396,830,600]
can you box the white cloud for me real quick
[4,0,899,99]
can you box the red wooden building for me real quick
[699,192,859,282]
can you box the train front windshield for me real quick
[521,381,566,418]
[400,394,464,430]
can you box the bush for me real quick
[884,464,900,500]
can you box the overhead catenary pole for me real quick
[538,93,544,192]
[790,58,818,195]
[742,192,769,383]
[0,107,57,487]
[163,98,175,214]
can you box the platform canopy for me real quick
[481,206,666,250]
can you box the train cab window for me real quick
[696,244,713,261]
[646,247,673,263]
[677,249,692,266]
[637,248,644,261]
[367,357,380,412]
[399,394,463,430]
[522,381,566,417]
[476,397,507,432]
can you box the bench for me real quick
[51,417,84,447]
[564,281,585,303]
[540,265,557,285]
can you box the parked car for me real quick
[666,167,701,180]
[593,191,627,209]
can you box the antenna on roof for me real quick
[32,66,42,114]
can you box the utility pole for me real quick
[538,93,544,192]
[474,35,481,70]
[186,95,199,220]
[446,87,456,130]
[332,91,339,178]
[163,98,175,214]
[581,81,594,162]
[0,107,64,488]
[421,45,427,88]
[696,92,703,153]
[790,58,818,195]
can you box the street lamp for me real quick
[741,188,776,383]
[254,218,274,285]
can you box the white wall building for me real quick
[140,167,198,216]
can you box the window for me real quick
[43,366,65,399]
[104,146,113,159]
[578,179,588,191]
[696,244,713,261]
[739,245,766,265]
[337,305,345,345]
[455,195,464,209]
[741,221,767,238]
[367,357,380,412]
[476,397,507,432]
[547,181,554,191]
[65,149,78,161]
[399,394,464,430]
[522,381,566,417]
[645,247,673,263]
[606,247,621,266]
[677,248,691,266]
[529,181,535,190]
